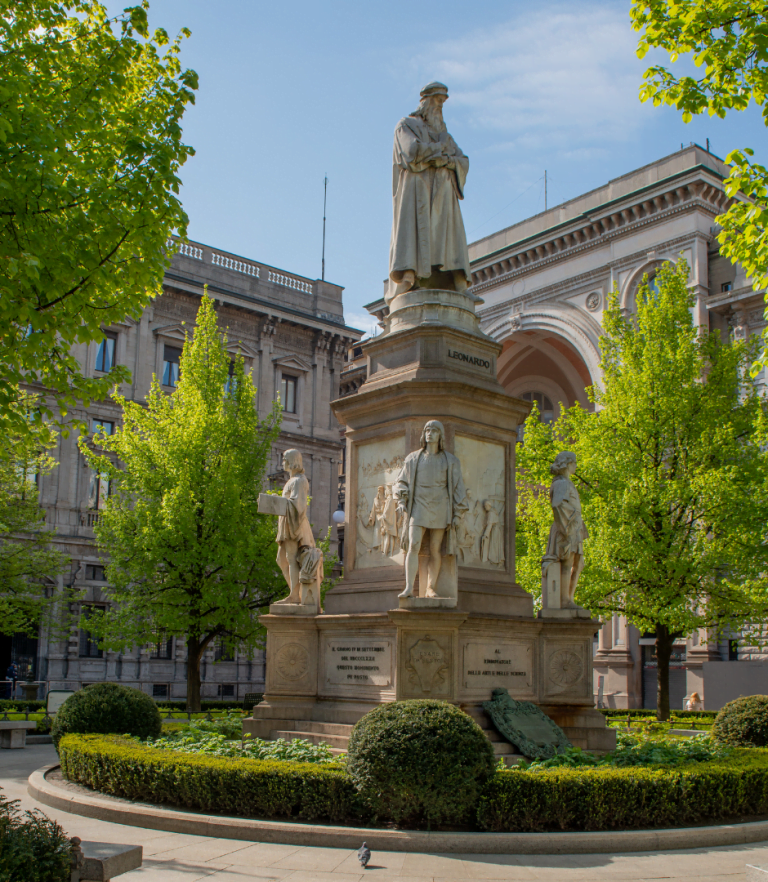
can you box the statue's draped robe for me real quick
[277,473,322,584]
[545,475,589,560]
[388,115,471,301]
[394,449,468,553]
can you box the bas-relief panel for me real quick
[355,436,406,569]
[453,435,506,570]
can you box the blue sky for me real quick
[130,0,767,334]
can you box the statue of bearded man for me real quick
[387,82,471,304]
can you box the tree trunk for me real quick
[186,633,203,713]
[655,623,675,722]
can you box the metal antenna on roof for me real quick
[544,170,547,211]
[321,175,328,281]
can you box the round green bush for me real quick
[346,699,496,828]
[712,695,768,747]
[52,683,161,748]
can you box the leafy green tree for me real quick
[517,261,768,720]
[0,404,68,637]
[80,294,283,711]
[631,1,768,362]
[0,0,197,443]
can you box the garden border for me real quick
[29,764,768,855]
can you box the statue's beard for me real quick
[412,99,447,134]
[423,105,446,133]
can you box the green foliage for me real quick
[517,261,768,719]
[0,419,67,637]
[517,733,732,771]
[146,723,337,764]
[78,293,282,710]
[51,683,161,748]
[346,700,496,828]
[631,1,768,363]
[0,0,197,441]
[478,748,768,831]
[712,695,768,746]
[59,734,366,824]
[0,791,70,882]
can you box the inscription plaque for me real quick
[326,639,392,687]
[463,641,533,690]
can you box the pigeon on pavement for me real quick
[358,842,371,868]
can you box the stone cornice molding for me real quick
[470,173,731,294]
[272,353,312,373]
[477,231,708,328]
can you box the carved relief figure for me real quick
[273,449,323,606]
[543,451,588,609]
[380,484,398,556]
[394,420,468,599]
[367,485,386,553]
[388,82,471,302]
[480,500,504,565]
[456,489,480,563]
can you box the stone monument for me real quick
[540,451,591,618]
[245,84,613,755]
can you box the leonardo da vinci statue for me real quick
[387,82,471,303]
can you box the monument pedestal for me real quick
[245,288,614,753]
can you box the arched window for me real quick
[521,391,554,424]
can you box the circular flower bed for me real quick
[57,729,768,832]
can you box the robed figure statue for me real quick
[387,82,471,303]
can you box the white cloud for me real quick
[410,4,652,152]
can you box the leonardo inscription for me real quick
[463,641,533,690]
[326,639,392,687]
[447,349,490,369]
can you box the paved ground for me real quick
[4,744,768,881]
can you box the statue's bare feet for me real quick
[398,587,414,599]
[424,588,438,598]
[402,270,416,290]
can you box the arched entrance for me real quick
[484,308,601,421]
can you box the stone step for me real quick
[293,720,354,736]
[270,729,351,749]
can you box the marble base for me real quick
[398,595,456,610]
[269,601,319,616]
[538,607,592,620]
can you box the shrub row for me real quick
[58,735,367,824]
[599,709,718,720]
[478,749,768,831]
[59,735,768,831]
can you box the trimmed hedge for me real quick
[59,734,768,832]
[477,749,768,831]
[712,696,768,747]
[599,709,718,720]
[347,700,495,827]
[58,735,367,824]
[52,684,161,748]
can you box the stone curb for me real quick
[28,764,768,855]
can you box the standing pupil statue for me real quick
[273,449,323,608]
[394,420,468,599]
[388,81,471,302]
[541,451,588,611]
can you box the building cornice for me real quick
[470,171,731,294]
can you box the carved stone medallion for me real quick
[406,636,448,692]
[549,649,584,687]
[482,687,571,759]
[586,291,601,311]
[276,643,310,681]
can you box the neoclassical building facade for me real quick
[7,240,360,702]
[468,144,765,710]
